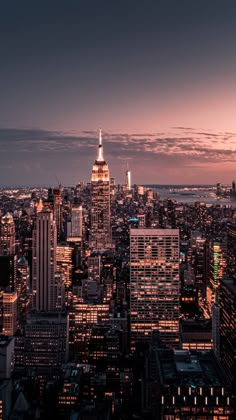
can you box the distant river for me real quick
[145,185,236,208]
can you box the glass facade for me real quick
[219,276,236,386]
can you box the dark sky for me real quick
[1,0,236,186]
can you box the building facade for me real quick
[0,255,17,292]
[2,291,17,336]
[130,228,180,349]
[219,275,236,389]
[24,311,69,373]
[0,213,15,256]
[32,208,57,311]
[53,186,63,238]
[71,206,83,238]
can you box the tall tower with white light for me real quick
[125,168,131,191]
[90,130,111,250]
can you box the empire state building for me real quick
[90,130,111,250]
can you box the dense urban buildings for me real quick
[0,137,236,418]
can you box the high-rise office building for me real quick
[188,232,208,298]
[125,169,131,191]
[24,311,69,373]
[32,207,57,311]
[2,291,17,336]
[69,206,83,238]
[70,301,110,362]
[110,176,116,195]
[16,256,31,325]
[56,244,73,305]
[16,257,30,297]
[53,186,63,237]
[227,224,236,274]
[212,302,220,358]
[0,255,17,291]
[0,216,17,293]
[208,241,226,305]
[0,214,17,339]
[88,254,101,282]
[90,130,111,250]
[0,213,15,256]
[56,245,73,287]
[0,336,14,378]
[137,213,145,228]
[0,336,15,419]
[219,274,236,388]
[130,228,180,349]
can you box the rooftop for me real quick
[181,319,212,333]
[26,311,68,324]
[130,228,179,236]
[156,349,227,388]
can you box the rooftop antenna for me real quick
[55,175,62,189]
[99,129,102,146]
[97,129,104,161]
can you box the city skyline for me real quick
[1,127,236,187]
[1,1,236,185]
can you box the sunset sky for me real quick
[1,0,236,186]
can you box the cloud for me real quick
[0,126,235,185]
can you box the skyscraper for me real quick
[208,241,226,305]
[188,232,208,298]
[16,257,31,325]
[32,206,57,311]
[0,213,17,339]
[2,291,17,336]
[0,213,17,292]
[219,274,236,388]
[24,311,69,373]
[90,130,111,250]
[56,244,73,305]
[71,206,83,238]
[0,213,15,256]
[227,224,236,274]
[53,186,63,238]
[0,255,17,291]
[125,169,131,191]
[130,228,180,350]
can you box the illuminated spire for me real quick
[97,129,104,161]
[36,198,43,213]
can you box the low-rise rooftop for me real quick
[156,349,228,388]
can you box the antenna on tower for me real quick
[55,175,62,189]
[97,129,104,161]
